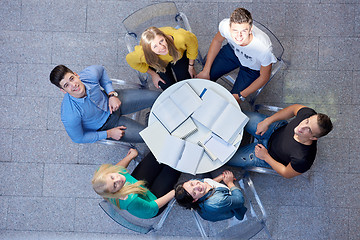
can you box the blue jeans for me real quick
[99,89,160,143]
[209,43,260,94]
[226,111,287,168]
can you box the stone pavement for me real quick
[0,0,359,239]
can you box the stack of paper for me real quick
[192,89,249,144]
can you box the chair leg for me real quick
[192,210,208,239]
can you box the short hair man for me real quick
[197,8,277,103]
[227,104,333,178]
[50,65,160,144]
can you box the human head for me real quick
[92,164,147,200]
[174,180,208,210]
[294,113,333,141]
[140,27,180,72]
[229,8,253,46]
[49,65,86,98]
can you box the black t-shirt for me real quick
[268,108,317,173]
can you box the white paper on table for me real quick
[204,133,236,163]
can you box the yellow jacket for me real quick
[126,27,198,73]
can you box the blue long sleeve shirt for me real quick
[61,65,115,143]
[197,185,247,222]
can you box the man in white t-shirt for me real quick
[197,8,277,103]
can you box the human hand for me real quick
[254,144,269,160]
[188,65,197,78]
[108,94,121,114]
[107,126,126,140]
[127,148,138,159]
[196,70,210,80]
[151,73,166,89]
[255,119,270,136]
[222,170,235,185]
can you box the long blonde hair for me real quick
[140,26,181,72]
[92,164,148,200]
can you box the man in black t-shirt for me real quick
[227,104,333,178]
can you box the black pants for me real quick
[156,51,191,90]
[131,152,181,215]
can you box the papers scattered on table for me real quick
[204,133,236,162]
[157,135,204,175]
[192,89,249,144]
[152,83,202,133]
[171,117,198,139]
[139,120,170,157]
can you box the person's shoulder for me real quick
[297,107,317,117]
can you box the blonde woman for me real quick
[126,26,198,90]
[92,149,181,219]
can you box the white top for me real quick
[219,18,277,71]
[204,178,229,189]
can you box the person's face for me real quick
[230,22,253,46]
[105,173,126,193]
[183,180,207,202]
[59,72,86,98]
[294,115,321,141]
[150,34,168,55]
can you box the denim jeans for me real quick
[99,89,160,143]
[226,111,287,168]
[209,43,260,94]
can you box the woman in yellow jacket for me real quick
[126,26,198,90]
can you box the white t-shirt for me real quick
[204,178,228,189]
[219,18,277,71]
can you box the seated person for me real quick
[49,65,160,144]
[126,26,198,90]
[196,8,277,103]
[227,104,333,178]
[92,149,181,219]
[175,170,247,222]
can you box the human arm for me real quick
[115,148,138,168]
[222,170,236,189]
[196,31,225,79]
[212,172,225,183]
[256,104,307,136]
[188,58,196,78]
[238,64,272,98]
[254,144,302,178]
[108,91,121,114]
[106,126,127,140]
[154,189,175,209]
[146,68,166,89]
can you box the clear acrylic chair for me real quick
[99,198,176,234]
[191,173,272,239]
[122,1,205,88]
[221,20,285,110]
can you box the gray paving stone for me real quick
[282,70,353,104]
[0,96,48,130]
[21,0,87,32]
[0,197,9,230]
[319,37,360,70]
[281,37,319,70]
[330,104,360,139]
[6,196,75,231]
[0,31,52,64]
[349,208,360,240]
[43,164,96,198]
[351,71,360,105]
[0,129,13,162]
[0,63,18,96]
[313,137,350,172]
[51,32,118,66]
[274,206,348,239]
[47,97,65,131]
[17,64,61,97]
[285,3,354,37]
[86,0,152,34]
[0,162,43,196]
[0,0,21,31]
[349,139,360,173]
[78,143,130,165]
[11,129,79,164]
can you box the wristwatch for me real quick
[239,94,246,102]
[108,92,118,98]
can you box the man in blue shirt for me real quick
[49,65,160,144]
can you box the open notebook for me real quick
[192,88,249,144]
[152,82,202,135]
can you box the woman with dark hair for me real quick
[175,170,247,222]
[126,26,198,90]
[92,148,180,219]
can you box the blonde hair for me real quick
[140,26,181,72]
[92,164,148,200]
